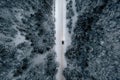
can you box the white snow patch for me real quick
[14,31,26,46]
[32,54,45,65]
[12,25,28,46]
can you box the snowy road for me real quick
[55,0,71,80]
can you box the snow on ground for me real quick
[71,0,78,35]
[13,30,27,46]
